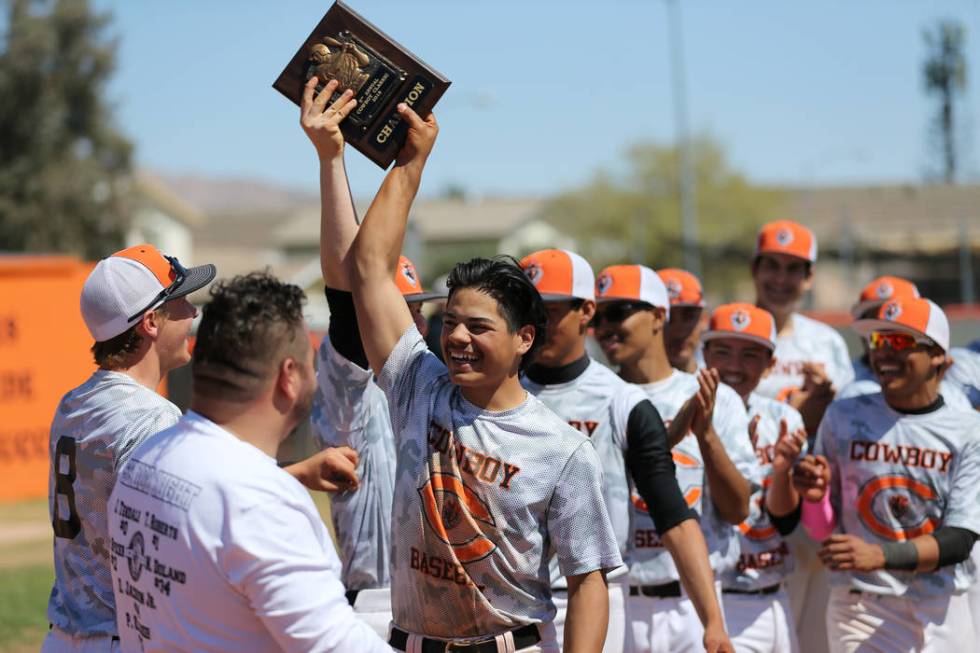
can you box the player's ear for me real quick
[139,307,165,340]
[276,357,302,406]
[516,324,535,357]
[579,300,596,331]
[763,354,777,377]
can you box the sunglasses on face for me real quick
[868,330,933,352]
[594,302,654,326]
[127,255,188,323]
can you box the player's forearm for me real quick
[661,519,726,632]
[699,427,750,524]
[350,164,420,286]
[765,467,799,518]
[563,570,609,653]
[318,154,359,290]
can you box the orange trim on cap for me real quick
[520,249,574,297]
[756,220,816,262]
[595,265,642,301]
[877,298,931,333]
[113,244,174,286]
[395,256,424,296]
[658,268,703,306]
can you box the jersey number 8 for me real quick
[53,436,81,539]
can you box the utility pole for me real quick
[666,0,700,275]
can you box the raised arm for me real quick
[300,77,360,290]
[349,105,438,375]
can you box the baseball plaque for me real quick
[273,1,451,169]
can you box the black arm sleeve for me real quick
[625,400,698,535]
[767,499,802,537]
[324,287,369,370]
[934,526,978,568]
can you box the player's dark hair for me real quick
[751,254,812,277]
[192,272,307,403]
[92,304,170,369]
[447,256,548,371]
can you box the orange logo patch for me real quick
[856,475,939,541]
[419,472,497,564]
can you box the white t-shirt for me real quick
[754,313,854,401]
[722,393,806,591]
[379,327,622,638]
[946,347,980,409]
[628,370,759,585]
[311,338,394,590]
[107,412,391,653]
[815,393,980,600]
[523,358,649,582]
[47,370,181,637]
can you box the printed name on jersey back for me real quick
[736,542,789,573]
[427,421,521,489]
[567,419,600,437]
[850,440,954,472]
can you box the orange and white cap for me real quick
[396,256,445,303]
[595,264,670,315]
[701,303,777,351]
[80,244,216,342]
[520,249,594,301]
[851,276,920,319]
[755,220,817,263]
[853,298,949,352]
[657,268,705,307]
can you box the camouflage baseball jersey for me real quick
[107,412,391,652]
[523,358,648,581]
[378,327,622,637]
[311,337,394,590]
[946,346,980,409]
[815,393,980,599]
[47,370,181,636]
[628,370,758,585]
[844,359,971,411]
[754,313,854,402]
[722,393,806,592]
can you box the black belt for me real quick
[723,583,781,596]
[629,580,682,598]
[389,624,540,652]
[345,589,359,606]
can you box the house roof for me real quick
[782,184,980,253]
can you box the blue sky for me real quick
[95,0,980,198]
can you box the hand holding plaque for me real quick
[274,1,450,169]
[300,78,357,161]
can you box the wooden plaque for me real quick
[273,1,451,168]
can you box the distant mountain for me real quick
[149,170,318,215]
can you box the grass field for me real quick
[0,493,334,651]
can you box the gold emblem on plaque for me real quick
[308,35,371,94]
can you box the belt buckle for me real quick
[447,635,493,651]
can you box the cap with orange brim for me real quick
[658,268,705,307]
[519,249,595,301]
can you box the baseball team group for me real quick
[40,78,980,653]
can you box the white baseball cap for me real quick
[81,244,216,342]
[594,264,670,318]
[519,249,595,301]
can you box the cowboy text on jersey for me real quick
[850,441,953,472]
[428,421,521,489]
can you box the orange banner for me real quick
[0,257,97,501]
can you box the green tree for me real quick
[0,0,132,257]
[538,136,785,297]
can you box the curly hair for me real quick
[192,272,307,403]
[447,256,548,370]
